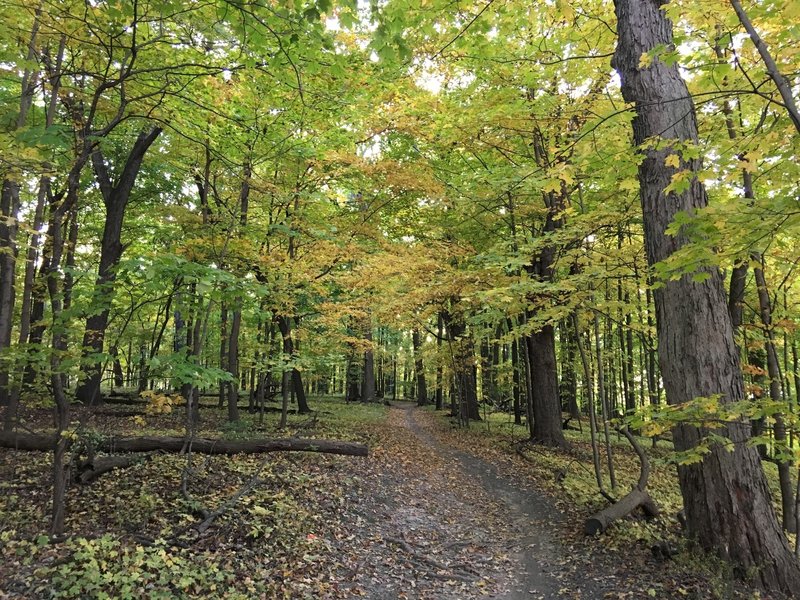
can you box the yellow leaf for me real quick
[639,52,653,69]
[664,154,681,168]
[542,178,561,194]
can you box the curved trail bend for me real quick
[337,402,610,599]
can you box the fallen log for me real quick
[74,455,153,484]
[0,432,368,457]
[584,427,659,535]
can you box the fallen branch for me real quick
[0,432,368,457]
[584,427,660,535]
[74,454,153,484]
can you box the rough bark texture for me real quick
[612,0,800,591]
[0,431,367,457]
[527,327,567,448]
[444,313,480,422]
[525,182,568,447]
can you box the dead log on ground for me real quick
[584,427,659,535]
[0,432,368,457]
[74,454,153,484]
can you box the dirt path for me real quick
[333,403,611,599]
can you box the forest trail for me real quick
[338,402,610,599]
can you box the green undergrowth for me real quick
[0,396,386,599]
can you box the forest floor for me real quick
[339,402,759,600]
[0,397,771,599]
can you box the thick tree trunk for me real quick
[612,0,800,591]
[292,369,310,414]
[527,326,567,447]
[444,313,480,422]
[76,127,162,405]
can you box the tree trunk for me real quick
[362,328,376,403]
[0,180,20,408]
[612,0,800,590]
[585,427,659,535]
[292,369,310,414]
[76,127,162,405]
[753,260,795,532]
[436,313,444,410]
[560,319,580,419]
[412,328,428,406]
[0,431,367,456]
[527,326,567,447]
[226,308,241,422]
[219,303,228,408]
[276,316,310,414]
[574,314,607,498]
[444,312,480,422]
[346,353,361,402]
[511,335,522,425]
[0,15,44,408]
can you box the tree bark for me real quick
[226,307,241,422]
[412,328,428,406]
[276,316,311,413]
[0,12,43,407]
[0,179,20,408]
[612,0,800,591]
[444,311,480,422]
[0,431,367,456]
[436,313,444,410]
[76,127,162,405]
[362,328,376,403]
[753,259,795,532]
[527,326,567,447]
